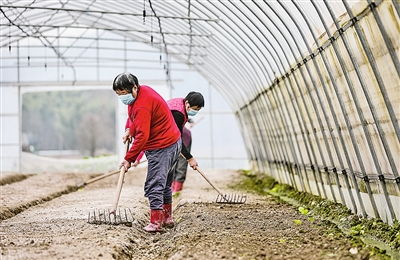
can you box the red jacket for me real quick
[124,85,180,162]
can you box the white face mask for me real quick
[187,109,198,116]
[119,93,135,105]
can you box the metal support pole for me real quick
[123,36,127,72]
[311,0,380,218]
[96,29,99,81]
[342,0,400,192]
[57,28,60,81]
[356,0,400,142]
[325,0,395,220]
[208,82,215,168]
[17,40,21,173]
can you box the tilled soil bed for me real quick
[0,168,378,259]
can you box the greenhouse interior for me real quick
[1,0,399,259]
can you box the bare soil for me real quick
[0,173,33,186]
[0,173,94,220]
[0,168,378,259]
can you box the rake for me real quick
[87,141,135,226]
[195,167,247,204]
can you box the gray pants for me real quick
[173,141,191,182]
[144,139,181,209]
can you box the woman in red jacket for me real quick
[113,73,181,232]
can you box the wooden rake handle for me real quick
[111,141,131,213]
[78,170,119,188]
[195,167,231,203]
[180,153,229,203]
[78,159,147,189]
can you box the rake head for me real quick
[87,208,134,226]
[216,193,247,204]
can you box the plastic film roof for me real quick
[1,0,367,109]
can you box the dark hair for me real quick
[185,91,204,107]
[112,73,139,92]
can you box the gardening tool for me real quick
[195,166,247,204]
[78,160,147,189]
[87,141,136,226]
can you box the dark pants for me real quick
[144,139,181,209]
[173,141,191,182]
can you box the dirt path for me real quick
[0,168,376,259]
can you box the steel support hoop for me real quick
[342,0,400,190]
[310,0,380,218]
[326,0,396,220]
[292,0,369,212]
[183,0,296,179]
[259,1,334,199]
[224,0,311,191]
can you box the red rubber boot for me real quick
[163,204,174,228]
[143,209,163,232]
[172,181,183,193]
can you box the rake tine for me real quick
[222,194,228,203]
[129,208,134,222]
[109,209,112,224]
[221,194,227,203]
[94,209,97,223]
[124,208,128,222]
[222,194,227,203]
[123,209,126,222]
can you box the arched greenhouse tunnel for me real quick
[1,1,399,259]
